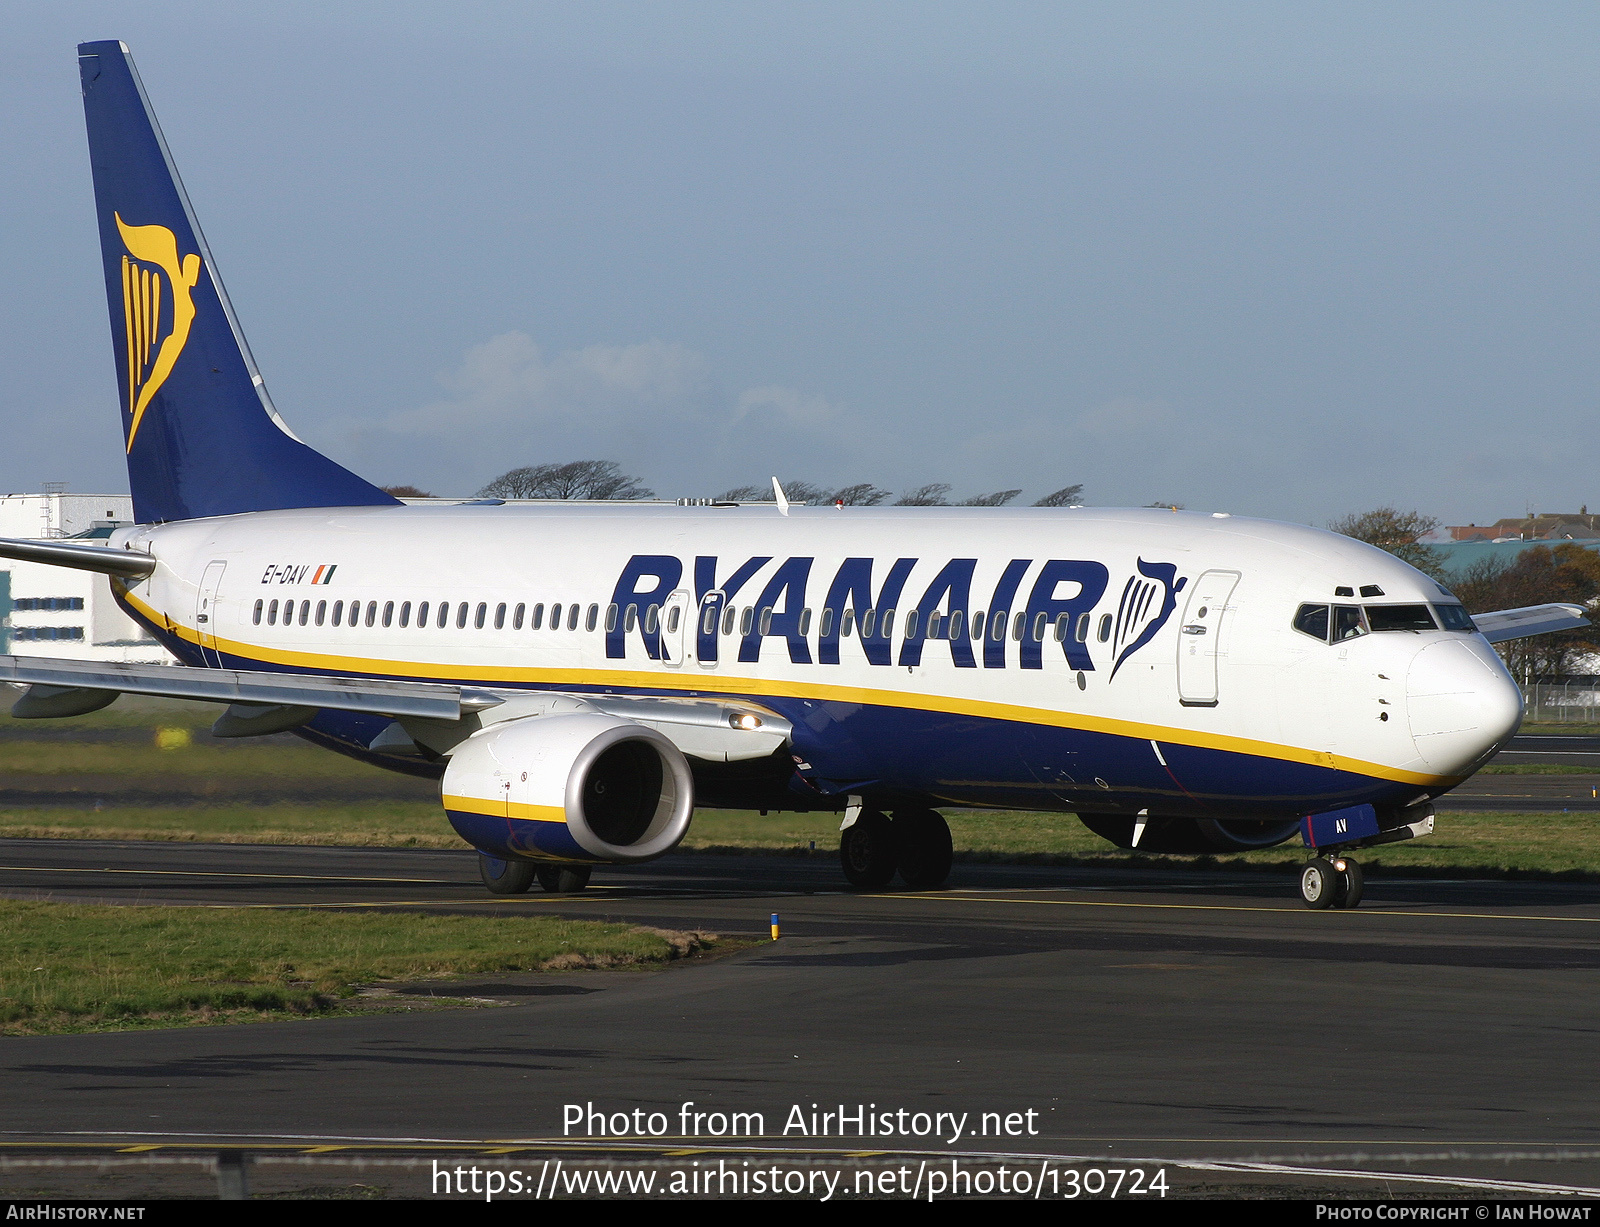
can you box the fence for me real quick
[1523,680,1600,723]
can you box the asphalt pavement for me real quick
[4,840,1600,1199]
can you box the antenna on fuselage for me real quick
[771,477,790,517]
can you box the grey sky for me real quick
[5,3,1600,522]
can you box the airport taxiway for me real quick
[4,840,1600,1196]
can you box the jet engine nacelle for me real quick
[442,714,694,864]
[1079,814,1301,854]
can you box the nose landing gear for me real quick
[1300,855,1363,909]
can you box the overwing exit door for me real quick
[659,589,691,667]
[1176,569,1240,707]
[195,561,227,668]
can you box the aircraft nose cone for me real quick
[1406,638,1523,775]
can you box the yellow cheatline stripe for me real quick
[116,588,1455,788]
[0,865,450,883]
[441,795,569,825]
[866,892,1600,924]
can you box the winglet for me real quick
[771,477,790,517]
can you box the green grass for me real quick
[1477,763,1600,775]
[0,900,708,1035]
[8,805,1600,880]
[1519,722,1600,735]
[0,735,395,780]
[0,802,457,846]
[687,808,1600,879]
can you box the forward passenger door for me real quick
[1177,569,1240,707]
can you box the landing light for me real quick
[730,712,763,731]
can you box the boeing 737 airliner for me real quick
[2,42,1583,908]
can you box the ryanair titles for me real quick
[607,554,1186,675]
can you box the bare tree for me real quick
[959,489,1022,507]
[1034,484,1085,507]
[1451,545,1600,679]
[1328,507,1445,578]
[716,485,767,502]
[478,461,652,500]
[896,483,953,506]
[830,483,891,506]
[381,484,433,498]
[1145,500,1184,510]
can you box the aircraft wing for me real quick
[0,655,498,721]
[1471,603,1590,644]
[0,655,790,760]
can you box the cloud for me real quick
[320,329,876,496]
[382,331,715,437]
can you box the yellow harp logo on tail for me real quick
[115,213,201,452]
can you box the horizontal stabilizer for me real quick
[0,656,503,721]
[1471,603,1589,644]
[0,537,155,579]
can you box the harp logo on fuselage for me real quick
[115,213,201,452]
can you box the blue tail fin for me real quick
[77,41,398,524]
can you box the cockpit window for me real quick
[1333,605,1366,641]
[1365,604,1437,632]
[1435,603,1476,632]
[1293,604,1330,642]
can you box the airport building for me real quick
[0,491,170,664]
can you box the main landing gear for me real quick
[478,853,591,895]
[839,807,953,891]
[1299,854,1363,910]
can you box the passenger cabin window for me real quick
[532,603,544,630]
[1436,604,1476,632]
[253,599,263,625]
[268,599,279,626]
[299,601,310,626]
[365,601,378,628]
[1293,604,1330,642]
[417,601,429,626]
[584,604,597,631]
[946,609,963,640]
[605,604,618,633]
[436,602,449,629]
[316,600,327,626]
[1097,613,1112,643]
[332,600,344,626]
[494,602,507,630]
[550,603,562,629]
[455,602,469,629]
[513,603,525,630]
[399,601,410,628]
[382,601,394,628]
[1366,604,1437,632]
[475,603,487,629]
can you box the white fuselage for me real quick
[107,502,1523,817]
